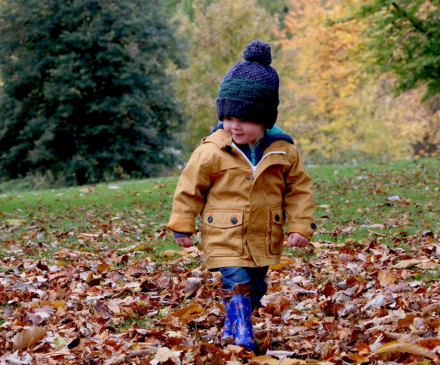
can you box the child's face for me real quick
[223,117,265,148]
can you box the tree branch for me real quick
[391,2,427,33]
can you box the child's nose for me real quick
[231,121,241,129]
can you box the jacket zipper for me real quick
[232,143,286,179]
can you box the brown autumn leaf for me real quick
[0,211,14,216]
[161,303,202,322]
[422,302,440,315]
[94,301,114,317]
[374,341,438,360]
[250,355,307,364]
[154,347,181,364]
[12,326,48,349]
[397,314,416,329]
[416,338,440,351]
[97,262,112,272]
[377,270,398,285]
[320,281,335,297]
[79,186,94,193]
[25,307,53,325]
[346,352,370,363]
[392,259,422,269]
[78,233,100,239]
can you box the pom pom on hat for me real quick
[242,40,272,65]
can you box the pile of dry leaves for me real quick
[1,233,440,364]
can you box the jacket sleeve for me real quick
[283,146,316,240]
[166,147,211,234]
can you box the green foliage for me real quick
[352,0,440,100]
[257,0,291,27]
[0,0,186,186]
[166,0,290,26]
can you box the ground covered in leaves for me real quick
[1,158,440,364]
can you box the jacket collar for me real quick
[202,129,233,151]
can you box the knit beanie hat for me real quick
[217,40,280,129]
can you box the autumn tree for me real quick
[276,0,438,163]
[167,0,291,25]
[346,0,440,152]
[352,0,440,101]
[171,0,279,148]
[0,0,185,186]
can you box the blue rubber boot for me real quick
[224,294,255,351]
[221,300,234,344]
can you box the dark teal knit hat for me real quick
[217,40,280,129]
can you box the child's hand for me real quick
[175,236,193,248]
[286,233,310,248]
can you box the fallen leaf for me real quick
[5,219,26,226]
[51,335,67,348]
[392,259,422,269]
[152,347,181,364]
[416,261,438,269]
[374,341,438,360]
[346,353,370,363]
[386,196,401,202]
[78,233,100,238]
[164,250,188,257]
[250,355,307,364]
[1,350,33,365]
[12,326,47,349]
[378,270,398,285]
[417,338,440,351]
[0,211,14,216]
[422,302,440,315]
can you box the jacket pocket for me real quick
[269,207,285,255]
[201,210,244,257]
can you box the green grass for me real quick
[0,176,181,264]
[111,318,153,330]
[308,158,440,246]
[1,158,439,268]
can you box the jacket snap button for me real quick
[207,216,213,223]
[246,176,251,180]
[231,217,237,224]
[275,215,280,222]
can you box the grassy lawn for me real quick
[0,176,182,266]
[310,158,439,247]
[1,158,440,363]
[0,157,439,267]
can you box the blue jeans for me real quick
[219,266,269,311]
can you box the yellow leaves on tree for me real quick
[275,0,438,163]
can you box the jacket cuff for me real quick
[287,221,317,240]
[166,214,196,234]
[173,231,193,238]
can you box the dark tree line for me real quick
[0,0,185,185]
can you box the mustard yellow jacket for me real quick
[167,129,316,270]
